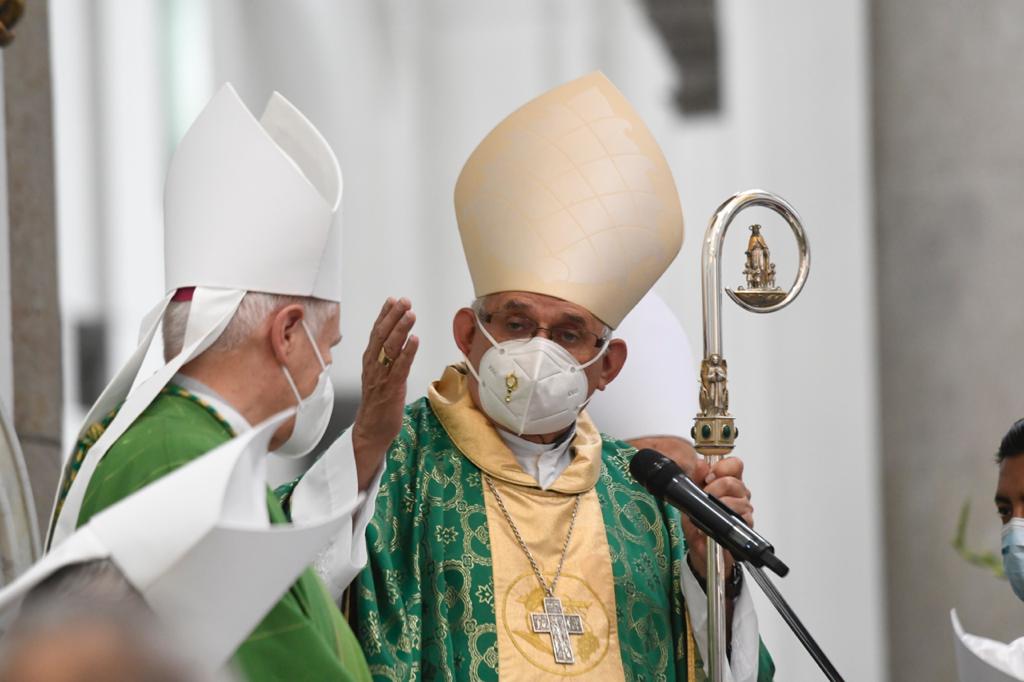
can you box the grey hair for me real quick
[0,560,210,682]
[162,292,336,362]
[471,295,613,339]
[20,559,144,616]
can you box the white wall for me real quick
[595,2,884,679]
[50,1,885,678]
[50,0,167,444]
[0,52,12,411]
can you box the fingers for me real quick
[690,456,744,482]
[702,463,754,527]
[380,310,416,362]
[704,475,754,528]
[703,457,744,484]
[691,459,710,485]
[372,297,395,329]
[365,298,411,361]
[388,334,419,382]
[704,475,748,501]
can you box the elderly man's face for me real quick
[268,302,341,450]
[996,454,1024,524]
[453,291,627,437]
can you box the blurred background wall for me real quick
[872,0,1024,680]
[0,0,1002,679]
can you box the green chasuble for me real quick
[70,385,372,682]
[353,366,774,681]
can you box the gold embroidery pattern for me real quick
[502,573,613,675]
[354,387,712,681]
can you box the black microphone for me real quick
[629,448,789,577]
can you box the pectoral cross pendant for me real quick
[530,596,585,664]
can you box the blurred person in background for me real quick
[0,560,202,682]
[998,420,1024,603]
[951,419,1024,681]
[587,290,700,475]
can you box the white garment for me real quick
[952,609,1024,681]
[496,427,576,491]
[681,557,761,682]
[289,430,384,601]
[499,418,760,682]
[174,373,382,602]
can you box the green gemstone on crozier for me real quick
[723,425,732,439]
[701,424,712,439]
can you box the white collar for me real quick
[172,373,251,436]
[496,426,575,491]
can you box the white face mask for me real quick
[466,315,608,436]
[275,320,334,458]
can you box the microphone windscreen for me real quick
[629,449,683,496]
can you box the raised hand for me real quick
[351,297,419,489]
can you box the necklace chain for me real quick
[484,475,581,597]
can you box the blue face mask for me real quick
[1002,518,1024,601]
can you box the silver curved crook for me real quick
[701,189,811,358]
[695,189,811,682]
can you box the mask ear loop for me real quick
[301,319,329,370]
[463,313,504,381]
[282,318,328,405]
[570,337,611,412]
[578,338,611,370]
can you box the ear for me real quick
[453,308,477,356]
[269,304,307,365]
[594,338,627,391]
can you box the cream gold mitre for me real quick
[2,412,357,672]
[48,83,343,547]
[454,71,684,329]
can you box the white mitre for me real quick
[1,413,357,672]
[455,71,684,329]
[48,83,343,547]
[585,291,698,441]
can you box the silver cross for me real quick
[529,596,585,664]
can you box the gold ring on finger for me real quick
[377,347,394,367]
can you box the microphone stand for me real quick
[741,562,845,682]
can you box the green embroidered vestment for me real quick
[353,391,775,681]
[72,387,371,682]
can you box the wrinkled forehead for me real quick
[483,291,608,331]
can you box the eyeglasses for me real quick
[480,311,608,355]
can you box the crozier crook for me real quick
[694,189,811,681]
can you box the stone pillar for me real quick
[4,0,61,537]
[873,1,1024,678]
